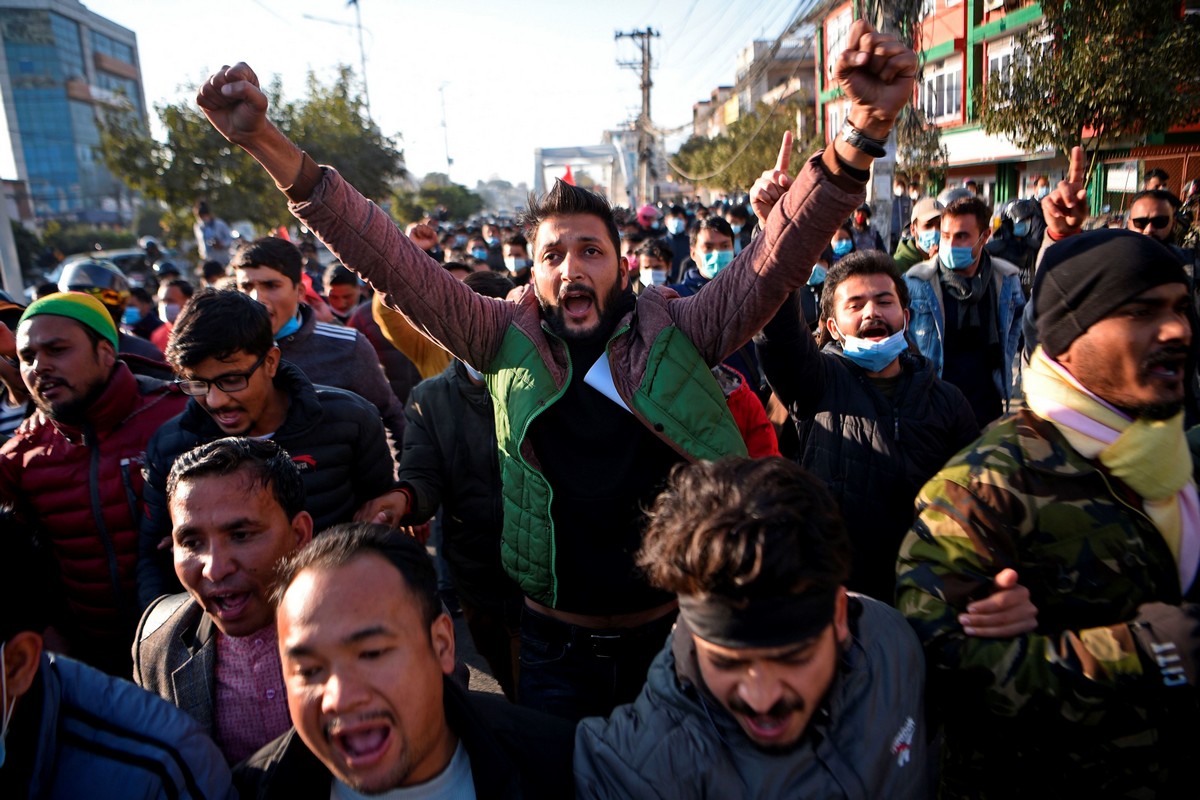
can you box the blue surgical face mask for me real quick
[807,264,827,286]
[454,234,467,247]
[917,228,940,253]
[1035,186,1050,200]
[484,236,499,247]
[504,256,531,273]
[831,239,853,258]
[639,267,667,287]
[937,236,981,271]
[730,224,743,235]
[835,320,908,373]
[122,306,140,326]
[698,249,734,279]
[666,218,686,236]
[1012,219,1031,238]
[470,248,488,261]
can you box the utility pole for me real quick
[615,28,659,205]
[303,0,372,121]
[439,83,453,177]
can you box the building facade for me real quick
[0,0,144,225]
[815,0,1200,211]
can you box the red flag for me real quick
[276,225,291,241]
[563,165,575,186]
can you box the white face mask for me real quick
[639,268,667,287]
[0,641,16,769]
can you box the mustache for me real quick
[1144,346,1189,369]
[727,695,805,720]
[324,710,393,739]
[558,284,597,302]
[855,319,896,337]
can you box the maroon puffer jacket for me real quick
[0,362,186,665]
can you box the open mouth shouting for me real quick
[1144,348,1188,384]
[35,378,70,401]
[327,714,394,769]
[203,588,253,623]
[207,405,247,433]
[855,320,893,341]
[559,286,597,325]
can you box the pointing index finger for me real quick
[1068,146,1086,186]
[775,130,793,174]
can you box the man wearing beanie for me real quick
[897,228,1200,797]
[0,292,187,676]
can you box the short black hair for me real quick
[463,269,514,299]
[688,216,734,248]
[1131,188,1181,211]
[726,204,750,222]
[166,288,275,369]
[231,237,303,285]
[943,196,992,232]
[273,523,441,629]
[202,260,226,281]
[167,437,306,520]
[817,250,909,347]
[163,278,195,299]
[323,264,359,289]
[638,458,850,599]
[635,238,673,263]
[130,287,153,304]
[502,232,528,249]
[1146,168,1170,182]
[518,179,621,260]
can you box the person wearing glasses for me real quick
[135,289,400,607]
[0,292,188,676]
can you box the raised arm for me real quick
[197,63,514,370]
[669,20,918,364]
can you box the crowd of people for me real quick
[1,19,1199,799]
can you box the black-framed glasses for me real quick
[1130,215,1171,230]
[175,352,268,397]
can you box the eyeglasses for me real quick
[175,352,268,396]
[1130,215,1171,230]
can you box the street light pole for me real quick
[302,2,372,121]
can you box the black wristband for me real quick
[840,120,887,158]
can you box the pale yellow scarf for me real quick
[1024,347,1198,586]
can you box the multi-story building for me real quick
[815,0,1200,211]
[0,0,144,225]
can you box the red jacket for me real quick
[0,363,186,664]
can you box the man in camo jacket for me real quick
[897,229,1200,798]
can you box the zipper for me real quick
[86,425,128,625]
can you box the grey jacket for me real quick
[132,594,217,736]
[575,596,929,799]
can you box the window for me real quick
[921,58,962,123]
[826,10,851,80]
[827,102,846,143]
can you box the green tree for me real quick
[390,173,484,224]
[671,100,819,193]
[99,66,405,245]
[977,0,1200,168]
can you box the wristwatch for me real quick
[839,120,887,158]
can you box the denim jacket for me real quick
[903,254,1026,404]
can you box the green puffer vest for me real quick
[487,319,747,607]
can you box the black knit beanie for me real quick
[1034,229,1188,357]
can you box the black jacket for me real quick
[755,292,979,601]
[400,361,519,609]
[234,679,576,800]
[136,360,396,606]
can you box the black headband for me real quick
[677,589,838,650]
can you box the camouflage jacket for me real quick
[897,408,1200,798]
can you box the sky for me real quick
[84,0,809,189]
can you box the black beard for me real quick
[1125,400,1184,421]
[538,280,629,346]
[40,377,108,426]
